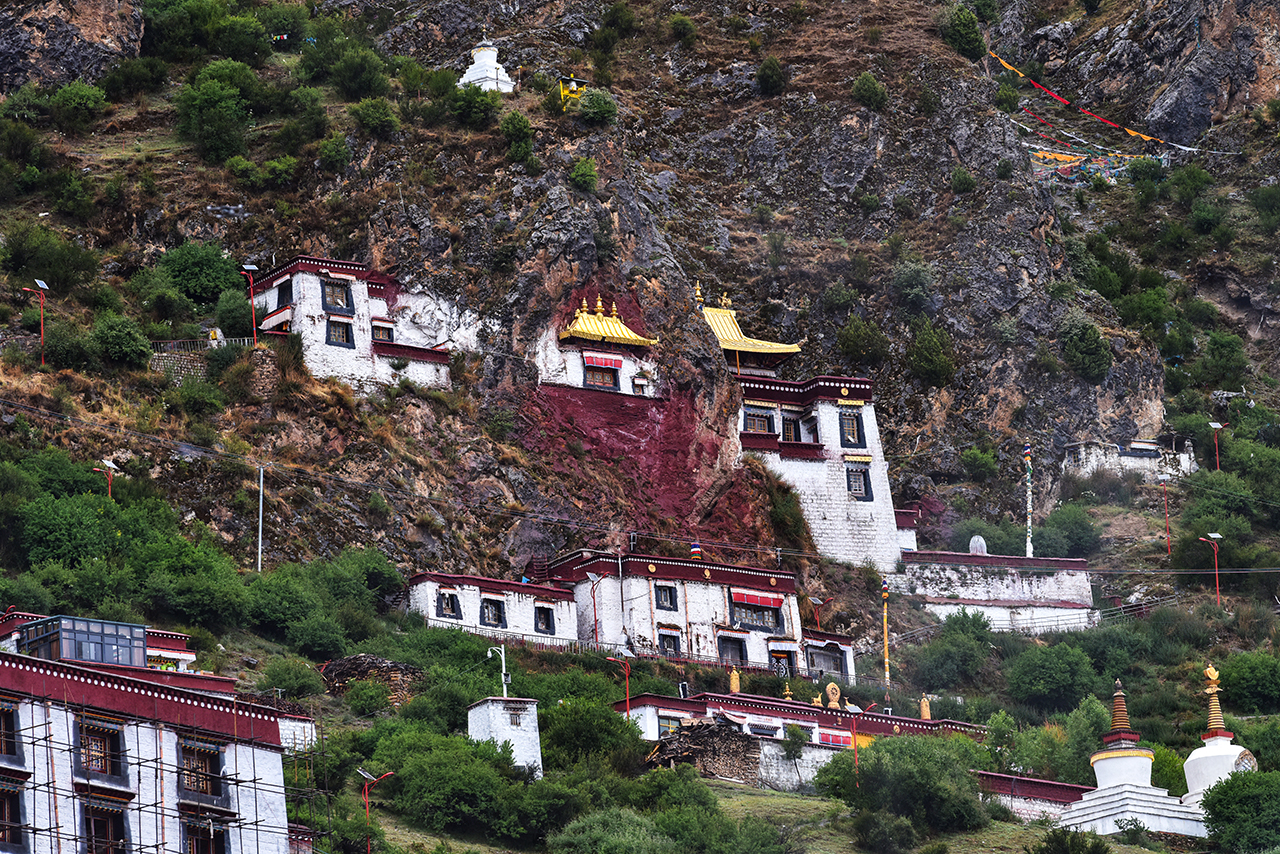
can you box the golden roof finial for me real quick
[595,295,605,315]
[783,681,793,700]
[694,281,704,307]
[719,291,732,309]
[611,301,619,318]
[581,297,589,312]
[1110,679,1132,732]
[1205,663,1227,731]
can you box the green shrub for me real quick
[1190,199,1226,234]
[912,631,987,691]
[49,81,106,136]
[258,657,326,698]
[174,79,247,162]
[451,84,501,128]
[852,810,918,854]
[331,47,390,100]
[499,110,532,143]
[859,193,880,212]
[1192,329,1247,387]
[579,88,619,125]
[852,72,889,110]
[346,679,390,716]
[0,219,98,292]
[893,260,935,313]
[604,2,638,35]
[255,3,310,50]
[837,315,890,367]
[215,289,255,338]
[349,97,400,138]
[994,83,1018,112]
[757,56,786,96]
[1248,185,1280,234]
[1220,652,1280,713]
[1168,164,1213,207]
[159,240,242,304]
[0,82,50,125]
[1060,311,1112,383]
[570,157,598,192]
[215,15,272,66]
[44,320,97,370]
[178,380,228,417]
[91,315,150,369]
[961,448,997,481]
[938,4,986,61]
[287,615,347,659]
[224,155,264,189]
[100,57,168,102]
[318,132,351,172]
[1006,644,1096,711]
[1202,772,1280,854]
[1043,504,1100,557]
[669,14,698,47]
[906,318,955,387]
[549,808,677,854]
[951,164,976,193]
[1025,828,1111,854]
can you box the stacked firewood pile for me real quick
[320,654,424,706]
[643,717,761,785]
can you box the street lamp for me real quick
[20,279,48,366]
[1158,474,1171,556]
[92,459,118,499]
[809,596,835,632]
[1209,422,1229,471]
[487,645,509,698]
[239,264,259,348]
[357,768,394,854]
[607,652,634,717]
[850,702,878,788]
[1198,532,1224,606]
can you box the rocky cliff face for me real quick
[0,0,142,92]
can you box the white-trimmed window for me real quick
[744,408,775,433]
[584,366,619,389]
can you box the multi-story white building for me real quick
[1062,438,1197,483]
[0,651,295,854]
[252,256,477,393]
[699,289,903,574]
[404,572,579,644]
[533,294,660,396]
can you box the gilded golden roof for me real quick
[699,286,802,356]
[560,296,658,347]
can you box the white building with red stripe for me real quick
[404,572,578,645]
[250,256,480,394]
[533,294,659,396]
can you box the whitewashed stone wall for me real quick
[1063,441,1197,482]
[926,601,1097,633]
[890,561,1093,604]
[757,739,842,791]
[278,716,318,751]
[752,401,901,574]
[468,697,543,778]
[406,577,577,644]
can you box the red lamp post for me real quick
[1209,422,1229,471]
[850,702,878,787]
[240,264,259,348]
[358,768,393,854]
[92,463,115,499]
[607,656,632,717]
[809,596,835,632]
[1199,532,1223,606]
[21,280,48,366]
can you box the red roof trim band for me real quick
[584,354,623,369]
[732,592,783,608]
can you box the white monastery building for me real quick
[1062,437,1197,483]
[252,256,469,393]
[468,697,543,778]
[405,572,578,645]
[699,288,902,574]
[534,294,660,396]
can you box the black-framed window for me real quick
[846,466,873,500]
[584,366,619,389]
[179,747,221,798]
[76,720,125,783]
[371,325,393,342]
[782,418,801,442]
[0,785,23,848]
[480,598,506,628]
[534,606,555,635]
[326,320,355,348]
[183,821,226,854]
[436,592,461,620]
[717,636,746,664]
[748,723,779,737]
[658,716,681,736]
[84,805,126,854]
[743,409,775,433]
[322,280,354,315]
[655,585,677,611]
[0,706,16,758]
[276,277,294,310]
[806,646,845,675]
[733,603,781,631]
[838,410,865,448]
[658,633,680,656]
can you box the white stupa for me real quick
[459,38,515,93]
[1182,663,1258,807]
[1059,680,1207,836]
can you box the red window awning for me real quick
[584,353,623,369]
[732,592,783,608]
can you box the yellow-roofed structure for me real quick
[697,284,799,373]
[560,296,658,347]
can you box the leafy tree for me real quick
[852,72,889,110]
[255,3,310,49]
[579,88,619,125]
[215,15,272,66]
[570,157,598,192]
[815,734,990,833]
[1191,330,1247,388]
[893,260,935,313]
[332,48,390,100]
[938,4,986,61]
[757,56,786,96]
[258,656,326,698]
[960,448,996,481]
[669,14,698,47]
[287,615,348,659]
[49,81,106,136]
[174,79,247,162]
[1061,315,1112,384]
[348,98,399,139]
[1202,771,1280,853]
[852,810,917,854]
[215,289,255,338]
[1220,652,1280,713]
[1006,644,1097,711]
[100,58,169,102]
[0,219,98,293]
[1043,504,1100,557]
[838,315,890,367]
[912,632,987,691]
[450,84,501,128]
[91,315,151,368]
[906,318,955,387]
[539,699,645,772]
[158,240,242,304]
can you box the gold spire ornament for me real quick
[783,682,793,700]
[1204,663,1229,734]
[1109,678,1132,731]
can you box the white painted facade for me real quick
[1063,439,1197,483]
[532,327,659,396]
[405,572,578,645]
[0,653,294,854]
[924,600,1098,634]
[468,697,542,777]
[277,716,318,752]
[254,257,474,394]
[458,40,515,92]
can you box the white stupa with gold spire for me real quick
[1059,680,1208,837]
[1182,663,1257,806]
[459,36,515,93]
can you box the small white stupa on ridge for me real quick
[1059,679,1207,836]
[459,37,515,92]
[1182,663,1258,806]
